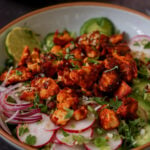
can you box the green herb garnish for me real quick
[33,93,40,107]
[56,52,63,60]
[62,130,69,137]
[109,97,122,111]
[64,53,74,60]
[16,70,22,76]
[23,81,31,86]
[144,57,150,63]
[64,108,74,119]
[25,134,36,145]
[93,136,108,147]
[104,66,118,73]
[40,105,48,113]
[66,47,70,53]
[19,126,29,136]
[144,41,150,49]
[138,65,150,78]
[48,95,56,101]
[87,57,100,64]
[133,41,140,46]
[87,105,95,113]
[89,97,107,105]
[72,135,89,145]
[118,119,146,149]
[95,128,106,135]
[71,62,80,70]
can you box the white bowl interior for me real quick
[0,3,150,150]
[0,4,150,65]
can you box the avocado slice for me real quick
[130,79,150,121]
[137,99,150,121]
[132,79,150,102]
[135,125,150,146]
[42,32,55,52]
[80,17,115,36]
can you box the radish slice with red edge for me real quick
[129,35,150,55]
[51,143,83,150]
[85,130,122,150]
[107,130,122,150]
[84,142,99,150]
[56,128,93,146]
[17,114,56,148]
[52,135,61,144]
[42,114,60,131]
[63,113,95,133]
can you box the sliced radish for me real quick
[84,142,99,150]
[107,130,122,150]
[17,122,55,148]
[63,113,95,133]
[129,35,150,56]
[39,114,60,131]
[56,128,93,146]
[52,135,61,144]
[51,143,83,150]
[85,130,122,150]
[16,113,60,147]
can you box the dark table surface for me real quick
[0,0,150,149]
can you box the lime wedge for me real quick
[5,27,40,62]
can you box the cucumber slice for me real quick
[42,33,55,52]
[130,79,150,121]
[80,17,115,36]
[5,27,40,62]
[135,125,150,146]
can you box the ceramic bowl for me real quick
[0,2,150,150]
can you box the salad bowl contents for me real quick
[0,2,150,150]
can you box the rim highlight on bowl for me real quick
[0,2,150,150]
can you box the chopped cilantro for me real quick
[104,66,118,73]
[138,65,150,78]
[33,94,48,112]
[66,47,70,53]
[72,135,89,145]
[93,136,108,147]
[64,53,74,60]
[33,93,40,107]
[91,46,97,51]
[64,108,74,119]
[71,62,80,70]
[23,81,31,86]
[70,124,75,128]
[25,134,36,145]
[7,96,16,103]
[16,70,22,76]
[87,57,100,64]
[87,105,95,113]
[40,105,48,113]
[56,52,63,60]
[95,128,106,135]
[62,130,69,137]
[109,97,122,111]
[144,41,150,49]
[133,41,140,46]
[48,95,56,101]
[38,103,44,107]
[144,57,150,63]
[89,96,121,111]
[89,97,107,105]
[19,126,29,136]
[118,119,146,149]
